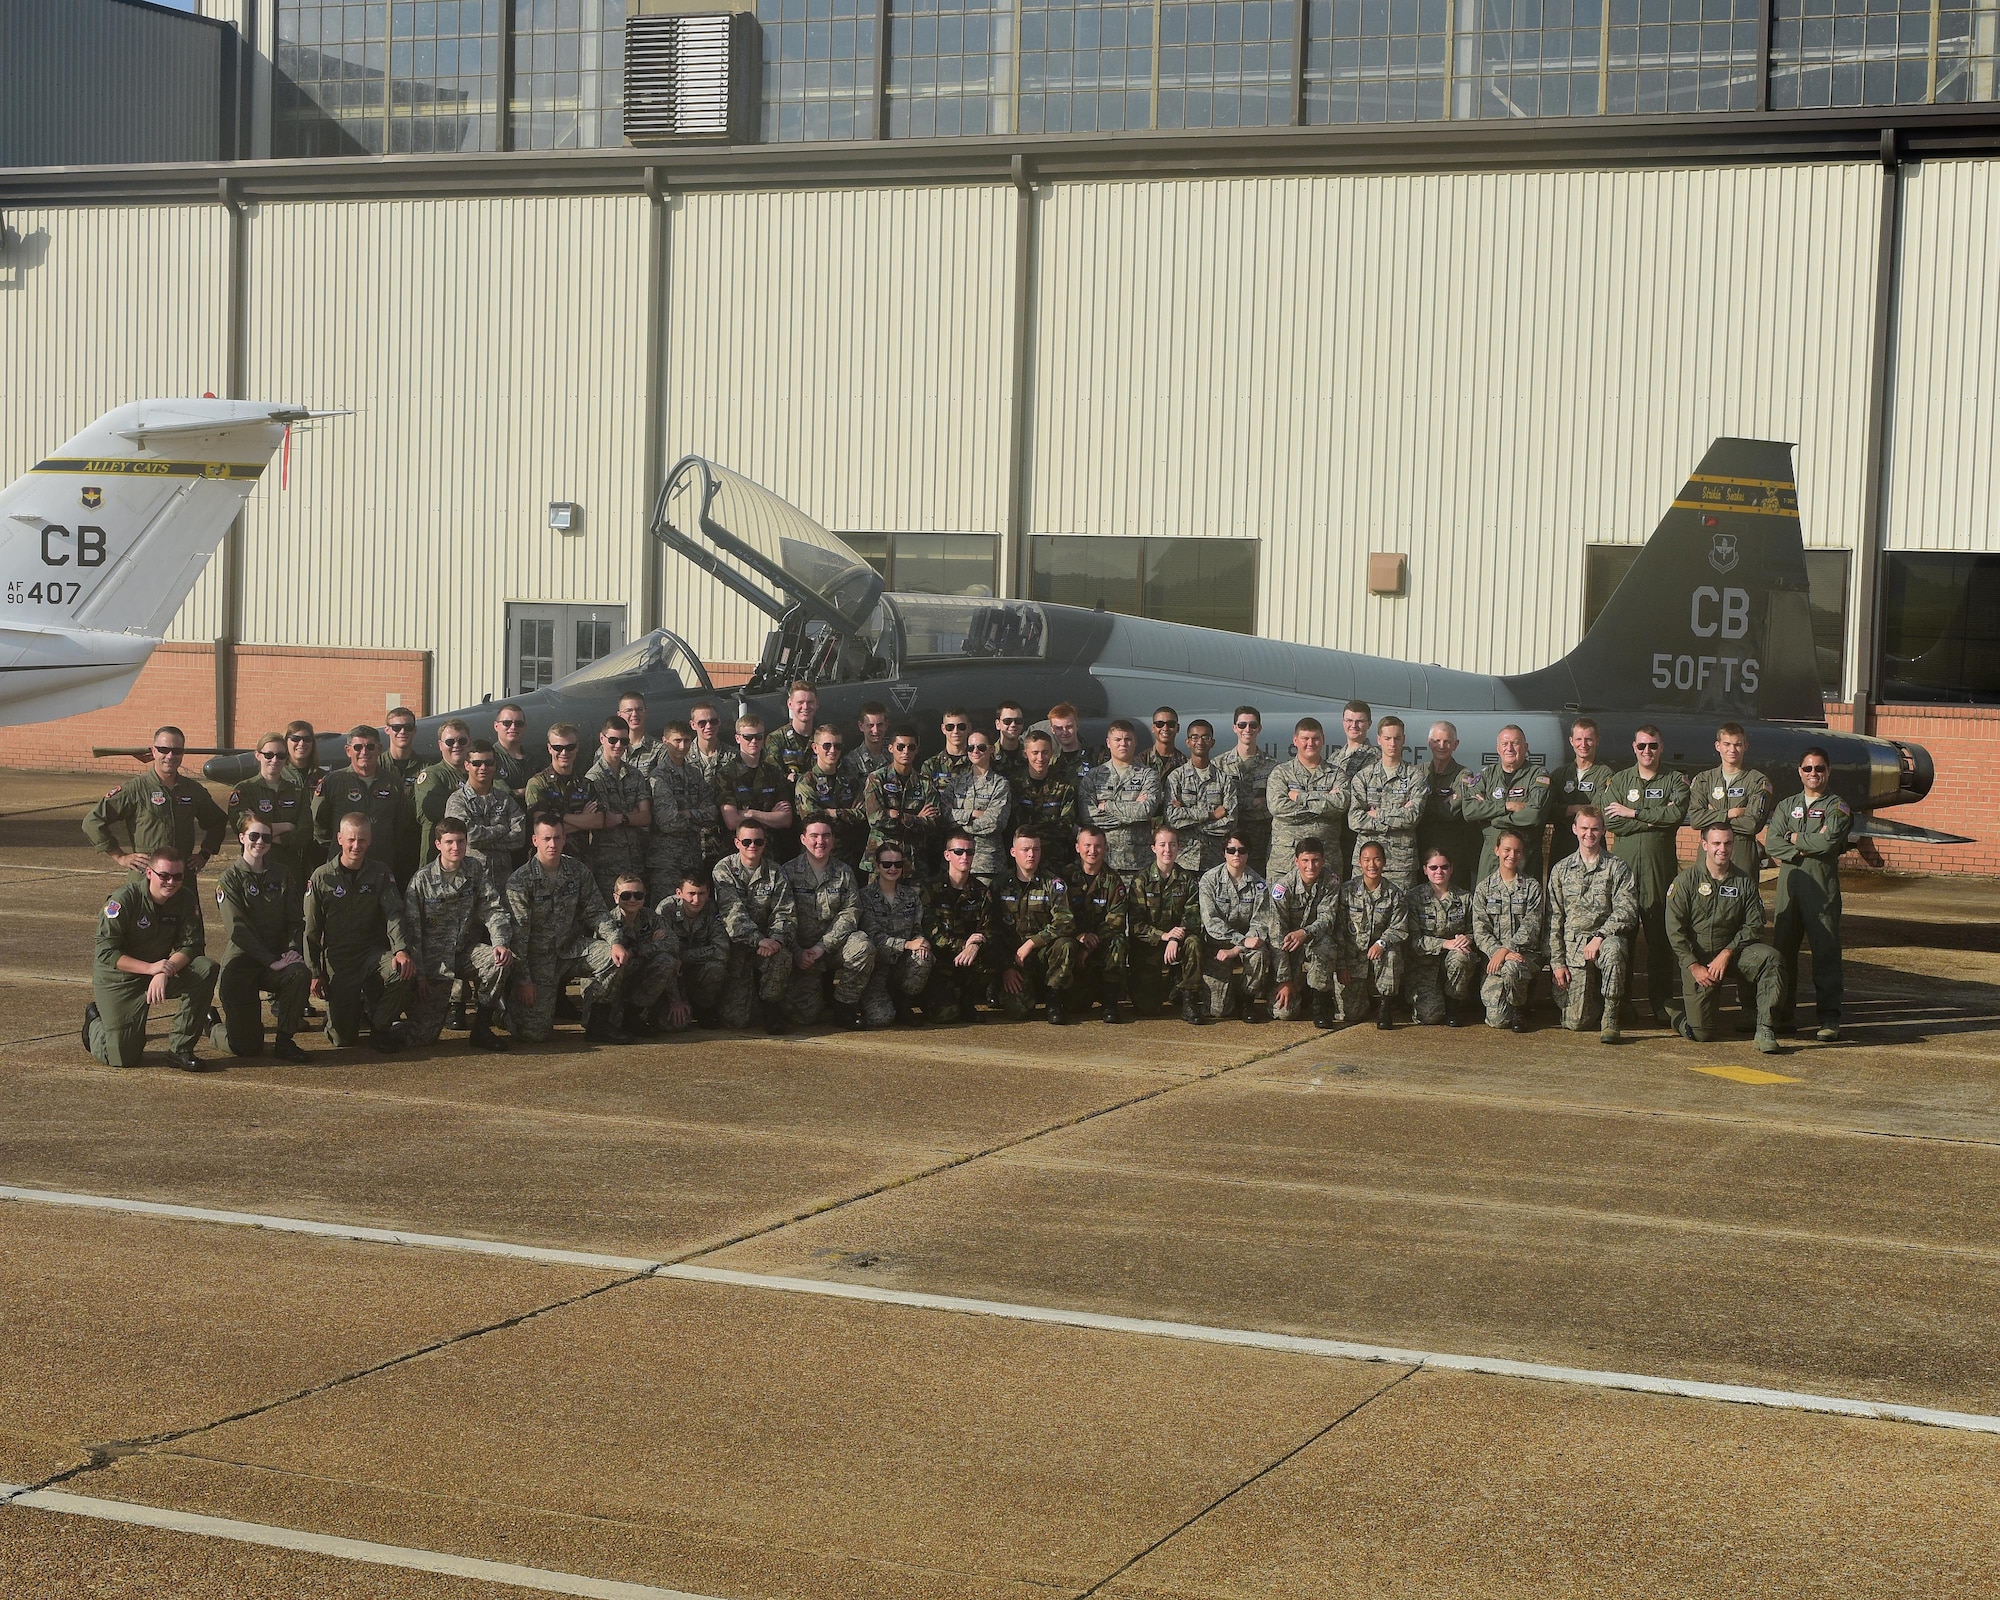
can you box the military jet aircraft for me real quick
[206,440,1948,842]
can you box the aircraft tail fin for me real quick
[1508,438,1825,722]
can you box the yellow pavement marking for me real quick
[1692,1065,1804,1085]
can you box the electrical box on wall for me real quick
[548,502,581,534]
[1368,552,1407,596]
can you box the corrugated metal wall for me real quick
[1883,159,2000,553]
[237,195,654,709]
[662,185,1018,666]
[1030,165,1884,683]
[0,0,224,168]
[0,203,231,641]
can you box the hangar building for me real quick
[1,0,1996,863]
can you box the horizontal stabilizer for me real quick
[1851,813,1974,846]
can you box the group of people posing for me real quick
[78,685,1850,1069]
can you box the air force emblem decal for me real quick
[1708,531,1740,575]
[81,486,103,509]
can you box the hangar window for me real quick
[1583,543,1849,698]
[845,532,999,598]
[1030,536,1259,634]
[1881,553,2000,705]
[1769,0,1992,107]
[755,0,878,139]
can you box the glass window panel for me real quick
[844,532,893,582]
[1803,548,1850,698]
[1030,536,1144,616]
[1768,0,1956,104]
[1582,543,1645,631]
[1142,537,1258,633]
[889,533,1000,595]
[1881,553,2000,704]
[767,0,876,136]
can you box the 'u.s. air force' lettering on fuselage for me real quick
[1651,583,1759,695]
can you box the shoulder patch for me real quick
[1534,774,1550,785]
[1271,883,1286,899]
[1050,877,1065,892]
[104,899,120,917]
[227,789,242,807]
[149,792,166,805]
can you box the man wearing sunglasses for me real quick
[209,818,311,1062]
[414,717,474,865]
[304,814,417,1051]
[783,817,873,1029]
[505,816,622,1044]
[992,702,1031,787]
[226,733,312,900]
[796,726,868,868]
[1144,708,1187,782]
[718,716,797,863]
[585,718,653,905]
[864,726,939,878]
[85,725,228,880]
[713,823,798,1034]
[1603,725,1693,1029]
[524,723,607,867]
[687,701,733,785]
[596,873,678,1039]
[315,725,418,868]
[489,703,536,794]
[280,721,324,797]
[383,707,426,795]
[922,830,991,1023]
[920,707,976,788]
[1767,747,1851,1043]
[1217,707,1275,875]
[446,739,529,881]
[403,816,514,1052]
[85,847,219,1072]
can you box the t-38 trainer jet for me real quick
[208,440,1946,841]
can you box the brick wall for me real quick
[0,643,430,775]
[1822,703,1999,876]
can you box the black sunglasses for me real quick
[1224,846,1248,855]
[617,891,647,903]
[241,832,273,843]
[944,846,972,856]
[548,743,576,754]
[877,858,904,869]
[151,868,184,882]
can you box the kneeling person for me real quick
[1069,825,1131,1023]
[1473,828,1544,1032]
[506,816,621,1043]
[654,873,729,1030]
[1271,835,1341,1029]
[861,845,934,1025]
[1336,841,1410,1028]
[210,819,310,1062]
[712,823,797,1034]
[86,847,219,1072]
[1199,834,1278,1022]
[305,816,417,1050]
[598,874,679,1036]
[1547,808,1639,1044]
[1127,825,1204,1023]
[784,818,874,1028]
[1667,821,1784,1053]
[924,831,992,1022]
[992,828,1078,1023]
[404,817,514,1051]
[1403,847,1478,1026]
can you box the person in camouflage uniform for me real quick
[1458,724,1555,884]
[314,726,419,869]
[1009,732,1080,879]
[1546,718,1618,873]
[1767,747,1852,1042]
[646,720,716,896]
[1334,841,1409,1028]
[782,819,874,1027]
[505,817,621,1044]
[1685,723,1775,880]
[992,702,1032,788]
[1127,825,1205,1023]
[861,843,934,1026]
[403,816,514,1050]
[796,727,868,867]
[445,742,527,880]
[688,701,734,787]
[1403,845,1479,1027]
[919,707,975,792]
[718,719,797,863]
[1270,835,1341,1028]
[1046,702,1091,786]
[489,703,537,795]
[712,821,798,1034]
[1602,725,1693,1028]
[226,735,313,904]
[86,846,218,1071]
[992,828,1077,1023]
[210,817,310,1062]
[1165,720,1236,874]
[595,873,679,1036]
[925,831,994,1023]
[585,719,654,905]
[1199,835,1278,1022]
[412,719,472,866]
[864,727,940,877]
[1416,721,1481,892]
[1347,716,1429,890]
[1473,828,1545,1032]
[1328,701,1379,878]
[1067,825,1131,1023]
[765,682,821,791]
[842,702,894,787]
[616,691,665,779]
[1144,708,1188,784]
[1219,707,1277,875]
[1546,808,1639,1043]
[1079,720,1163,875]
[524,723,605,870]
[653,874,730,1030]
[85,725,228,879]
[1267,717,1345,870]
[1668,822,1784,1052]
[304,815,417,1050]
[948,734,1014,880]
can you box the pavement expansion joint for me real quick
[1072,1364,1421,1598]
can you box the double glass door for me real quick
[505,603,628,695]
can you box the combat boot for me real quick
[1374,998,1395,1031]
[1441,999,1459,1028]
[1044,994,1070,1025]
[585,1011,632,1045]
[469,1006,510,1052]
[1311,992,1337,1031]
[1244,1002,1270,1025]
[762,1000,790,1036]
[1815,1023,1840,1043]
[273,1034,309,1063]
[1754,1026,1779,1055]
[1102,995,1128,1024]
[1599,1020,1622,1045]
[80,1001,98,1055]
[1180,992,1208,1026]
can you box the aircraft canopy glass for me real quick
[552,628,711,692]
[892,594,1048,660]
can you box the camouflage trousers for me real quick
[1403,948,1479,1025]
[1072,931,1129,1004]
[609,944,680,1027]
[723,940,795,1028]
[788,931,877,1024]
[1681,943,1782,1041]
[322,947,414,1048]
[1204,943,1274,1019]
[660,958,728,1029]
[865,945,937,1025]
[1552,933,1631,1032]
[1480,954,1538,1029]
[1130,934,1203,1010]
[1272,935,1337,1021]
[1336,946,1406,1021]
[210,954,310,1057]
[922,947,989,1022]
[508,941,618,1043]
[997,937,1077,1019]
[404,945,508,1045]
[1179,837,1230,876]
[646,835,705,900]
